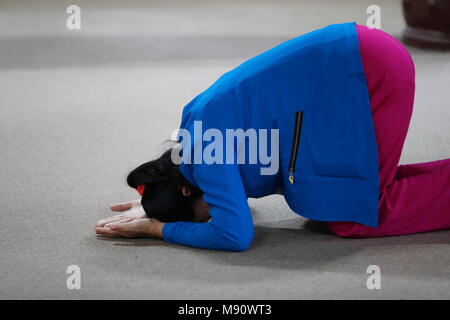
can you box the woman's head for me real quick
[127,146,205,223]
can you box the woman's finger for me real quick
[104,217,135,227]
[96,214,126,227]
[108,224,130,233]
[110,200,141,212]
[110,202,134,212]
[107,219,152,238]
[96,224,137,238]
[95,226,121,237]
[96,216,123,227]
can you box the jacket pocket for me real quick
[288,110,304,184]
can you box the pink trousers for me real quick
[326,25,450,237]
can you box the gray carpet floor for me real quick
[0,0,449,299]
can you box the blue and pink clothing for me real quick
[159,23,450,250]
[327,25,450,237]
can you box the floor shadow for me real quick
[177,224,359,270]
[91,220,450,283]
[190,222,450,271]
[96,235,169,247]
[302,219,333,235]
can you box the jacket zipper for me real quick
[288,111,304,184]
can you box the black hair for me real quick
[127,146,203,222]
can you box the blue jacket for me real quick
[162,22,379,251]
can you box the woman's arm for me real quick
[161,163,254,251]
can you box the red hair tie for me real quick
[136,184,146,196]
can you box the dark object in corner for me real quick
[402,0,450,49]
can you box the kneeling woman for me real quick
[96,23,450,251]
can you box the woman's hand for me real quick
[96,200,145,228]
[95,217,165,239]
[95,200,165,239]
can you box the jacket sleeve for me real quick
[161,163,254,251]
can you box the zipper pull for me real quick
[289,169,294,184]
[288,110,303,186]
